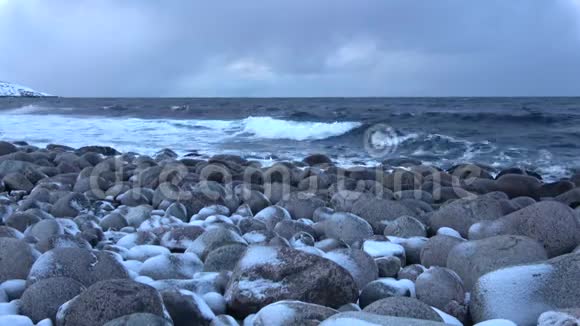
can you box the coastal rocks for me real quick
[278,192,326,220]
[254,206,292,230]
[50,193,90,217]
[139,253,203,280]
[27,248,129,286]
[161,289,215,326]
[20,277,84,323]
[324,248,378,289]
[303,154,332,166]
[0,238,37,282]
[319,312,447,325]
[252,300,338,326]
[420,235,466,268]
[358,278,415,308]
[470,252,580,325]
[103,313,171,326]
[56,279,165,326]
[224,245,358,317]
[447,235,548,290]
[0,141,18,156]
[362,296,444,322]
[382,216,426,238]
[469,201,580,257]
[351,198,416,233]
[428,194,506,237]
[186,226,246,259]
[203,243,247,272]
[315,212,373,245]
[415,267,466,317]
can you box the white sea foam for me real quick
[237,116,362,141]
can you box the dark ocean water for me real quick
[0,97,579,180]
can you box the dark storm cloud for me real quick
[1,0,579,96]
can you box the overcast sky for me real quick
[1,0,580,97]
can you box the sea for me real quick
[1,97,579,181]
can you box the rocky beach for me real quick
[0,140,579,326]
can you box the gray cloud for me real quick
[1,0,579,96]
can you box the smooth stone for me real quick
[320,311,447,325]
[224,245,359,317]
[103,313,172,326]
[324,248,379,289]
[351,199,417,233]
[415,267,466,317]
[0,238,37,282]
[20,277,84,323]
[253,300,338,326]
[56,279,165,326]
[447,235,548,290]
[139,253,203,280]
[27,248,129,286]
[362,296,443,322]
[420,235,466,268]
[469,201,580,257]
[316,212,373,245]
[359,278,415,308]
[161,289,215,326]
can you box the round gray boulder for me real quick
[0,238,37,282]
[20,277,84,323]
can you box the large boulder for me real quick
[253,300,338,326]
[20,277,84,323]
[139,253,203,280]
[351,199,416,233]
[470,252,580,326]
[469,201,580,257]
[429,194,506,237]
[103,313,171,326]
[27,248,129,286]
[447,235,548,290]
[51,193,91,217]
[224,245,359,317]
[0,141,18,156]
[56,279,165,326]
[0,238,37,282]
[186,226,246,260]
[203,243,247,272]
[358,278,415,309]
[362,296,443,322]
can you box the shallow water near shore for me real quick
[1,97,579,180]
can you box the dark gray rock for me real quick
[428,194,506,238]
[303,154,332,166]
[161,289,215,326]
[2,172,34,192]
[0,238,37,282]
[0,226,24,239]
[324,248,378,289]
[469,201,580,257]
[351,199,416,233]
[100,212,129,231]
[362,296,443,322]
[253,300,338,326]
[316,212,373,245]
[103,313,172,326]
[382,216,426,238]
[274,219,316,240]
[186,226,246,260]
[415,267,465,315]
[225,245,359,317]
[20,277,84,323]
[51,192,91,217]
[397,264,426,282]
[495,174,542,199]
[160,225,205,251]
[254,206,292,231]
[57,279,164,326]
[4,211,41,232]
[203,243,248,272]
[376,256,401,278]
[359,278,415,308]
[420,235,466,268]
[28,247,129,286]
[0,141,18,156]
[278,192,326,220]
[447,235,549,290]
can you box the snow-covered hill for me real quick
[0,81,51,97]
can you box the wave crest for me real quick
[236,116,362,141]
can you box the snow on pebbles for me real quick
[1,146,580,325]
